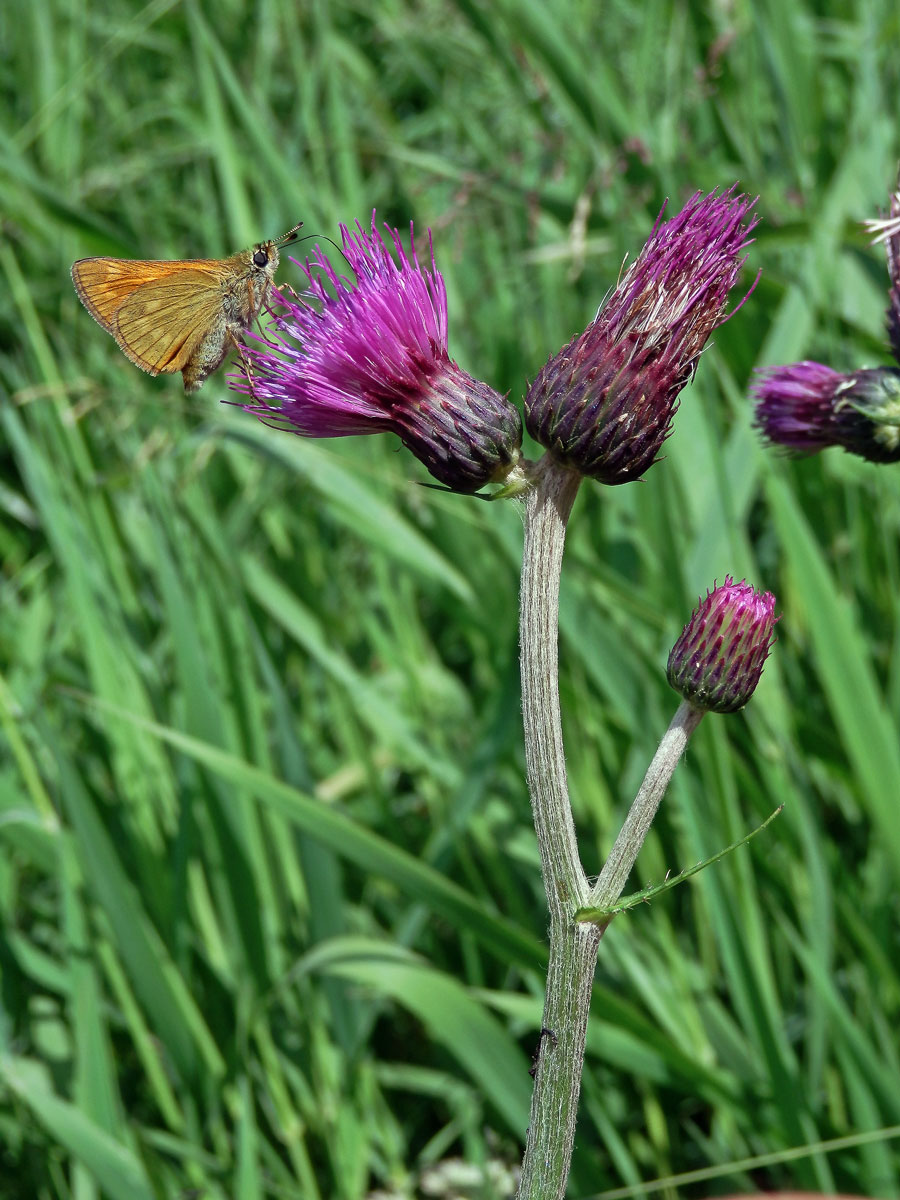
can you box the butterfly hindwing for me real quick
[110,271,226,376]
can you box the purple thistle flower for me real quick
[754,362,900,463]
[525,187,759,484]
[667,577,778,714]
[231,216,523,494]
[863,181,900,366]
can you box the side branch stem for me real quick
[588,700,703,909]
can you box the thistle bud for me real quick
[525,188,758,484]
[667,578,777,714]
[754,363,900,463]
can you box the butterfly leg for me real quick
[228,330,259,399]
[273,282,304,303]
[232,331,260,396]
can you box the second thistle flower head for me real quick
[754,362,900,463]
[231,217,523,494]
[753,180,900,464]
[525,188,759,485]
[667,577,778,714]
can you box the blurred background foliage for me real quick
[2,0,900,1197]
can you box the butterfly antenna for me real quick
[275,223,304,246]
[296,232,350,271]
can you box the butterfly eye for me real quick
[253,249,269,268]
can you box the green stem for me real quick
[518,455,587,914]
[518,915,601,1199]
[588,701,703,910]
[517,455,594,1200]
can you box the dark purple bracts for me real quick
[754,362,900,463]
[525,188,759,484]
[667,577,778,714]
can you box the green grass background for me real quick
[2,0,900,1196]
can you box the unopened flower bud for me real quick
[525,188,758,484]
[667,578,777,714]
[754,363,900,463]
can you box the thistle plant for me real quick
[230,192,770,1200]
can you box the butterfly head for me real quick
[248,223,302,279]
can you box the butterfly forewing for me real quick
[72,259,192,329]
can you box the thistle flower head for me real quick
[231,216,523,494]
[525,187,759,484]
[863,181,900,366]
[754,362,900,463]
[667,578,778,714]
